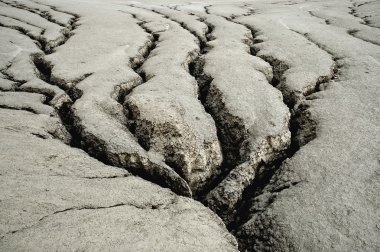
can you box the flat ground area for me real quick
[0,0,379,251]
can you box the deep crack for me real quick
[221,23,342,244]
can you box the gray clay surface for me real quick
[0,0,379,251]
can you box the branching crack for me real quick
[38,204,128,223]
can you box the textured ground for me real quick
[0,0,379,251]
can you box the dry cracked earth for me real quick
[0,0,379,251]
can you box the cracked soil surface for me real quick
[0,0,379,251]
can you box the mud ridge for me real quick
[223,24,341,240]
[0,0,66,27]
[150,10,249,198]
[128,14,158,83]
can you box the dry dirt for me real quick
[0,0,379,251]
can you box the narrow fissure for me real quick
[119,13,160,152]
